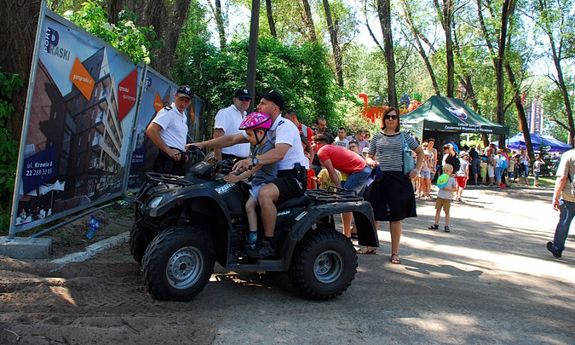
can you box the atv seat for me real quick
[276,195,311,211]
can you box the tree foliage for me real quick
[0,70,22,233]
[63,0,157,64]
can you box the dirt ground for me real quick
[1,186,574,345]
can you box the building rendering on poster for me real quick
[13,13,140,231]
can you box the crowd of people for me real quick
[146,86,570,264]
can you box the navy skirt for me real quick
[364,171,417,221]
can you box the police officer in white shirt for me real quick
[192,90,308,258]
[213,88,252,161]
[145,85,192,175]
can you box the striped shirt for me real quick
[368,131,419,172]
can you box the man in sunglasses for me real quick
[146,85,193,175]
[213,88,253,161]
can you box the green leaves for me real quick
[0,70,21,233]
[66,1,157,64]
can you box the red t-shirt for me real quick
[317,144,366,175]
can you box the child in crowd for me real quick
[487,155,495,186]
[418,142,432,199]
[533,154,545,187]
[508,151,516,184]
[224,112,276,249]
[480,157,488,185]
[429,164,458,232]
[317,167,342,190]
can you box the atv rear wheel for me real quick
[142,226,215,301]
[129,224,150,265]
[288,229,357,300]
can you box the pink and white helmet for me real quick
[239,112,272,131]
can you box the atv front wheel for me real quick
[129,223,150,265]
[142,226,215,301]
[288,229,357,300]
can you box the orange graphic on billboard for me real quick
[153,93,163,113]
[69,57,94,100]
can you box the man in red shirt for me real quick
[314,134,372,237]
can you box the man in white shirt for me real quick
[145,85,192,175]
[213,88,252,161]
[334,127,349,148]
[192,90,308,258]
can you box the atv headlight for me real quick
[148,195,163,209]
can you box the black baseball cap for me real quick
[259,90,285,111]
[234,88,252,99]
[176,85,193,98]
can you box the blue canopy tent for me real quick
[506,133,572,153]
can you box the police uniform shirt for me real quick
[152,103,188,151]
[268,115,309,170]
[214,104,251,158]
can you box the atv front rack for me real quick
[306,187,364,203]
[145,172,194,187]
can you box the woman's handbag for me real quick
[401,132,416,175]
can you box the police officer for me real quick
[192,90,309,258]
[213,88,252,161]
[145,85,192,175]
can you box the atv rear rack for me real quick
[306,187,364,203]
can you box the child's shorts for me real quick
[534,171,541,180]
[456,176,467,188]
[249,185,263,204]
[419,170,431,179]
[487,166,495,178]
[435,197,451,212]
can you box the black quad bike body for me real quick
[132,155,378,301]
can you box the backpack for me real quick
[445,154,460,172]
[499,156,508,169]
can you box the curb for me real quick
[49,231,129,271]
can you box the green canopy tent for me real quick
[401,96,509,140]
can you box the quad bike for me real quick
[132,148,378,301]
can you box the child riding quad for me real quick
[131,114,379,301]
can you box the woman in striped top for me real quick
[363,107,424,264]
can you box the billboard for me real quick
[127,68,178,189]
[11,11,141,233]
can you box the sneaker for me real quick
[546,241,562,258]
[444,226,450,232]
[428,224,439,230]
[246,240,275,258]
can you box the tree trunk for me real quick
[401,0,440,96]
[495,0,513,148]
[214,0,226,49]
[301,0,317,42]
[433,0,455,97]
[477,0,513,148]
[137,0,192,77]
[265,0,277,37]
[549,37,574,144]
[444,0,455,97]
[108,0,124,25]
[377,0,397,108]
[0,0,42,141]
[322,0,344,87]
[505,62,534,159]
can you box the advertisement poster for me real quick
[13,12,140,232]
[127,69,178,189]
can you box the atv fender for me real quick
[286,200,378,253]
[150,185,229,220]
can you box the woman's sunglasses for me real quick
[384,115,398,120]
